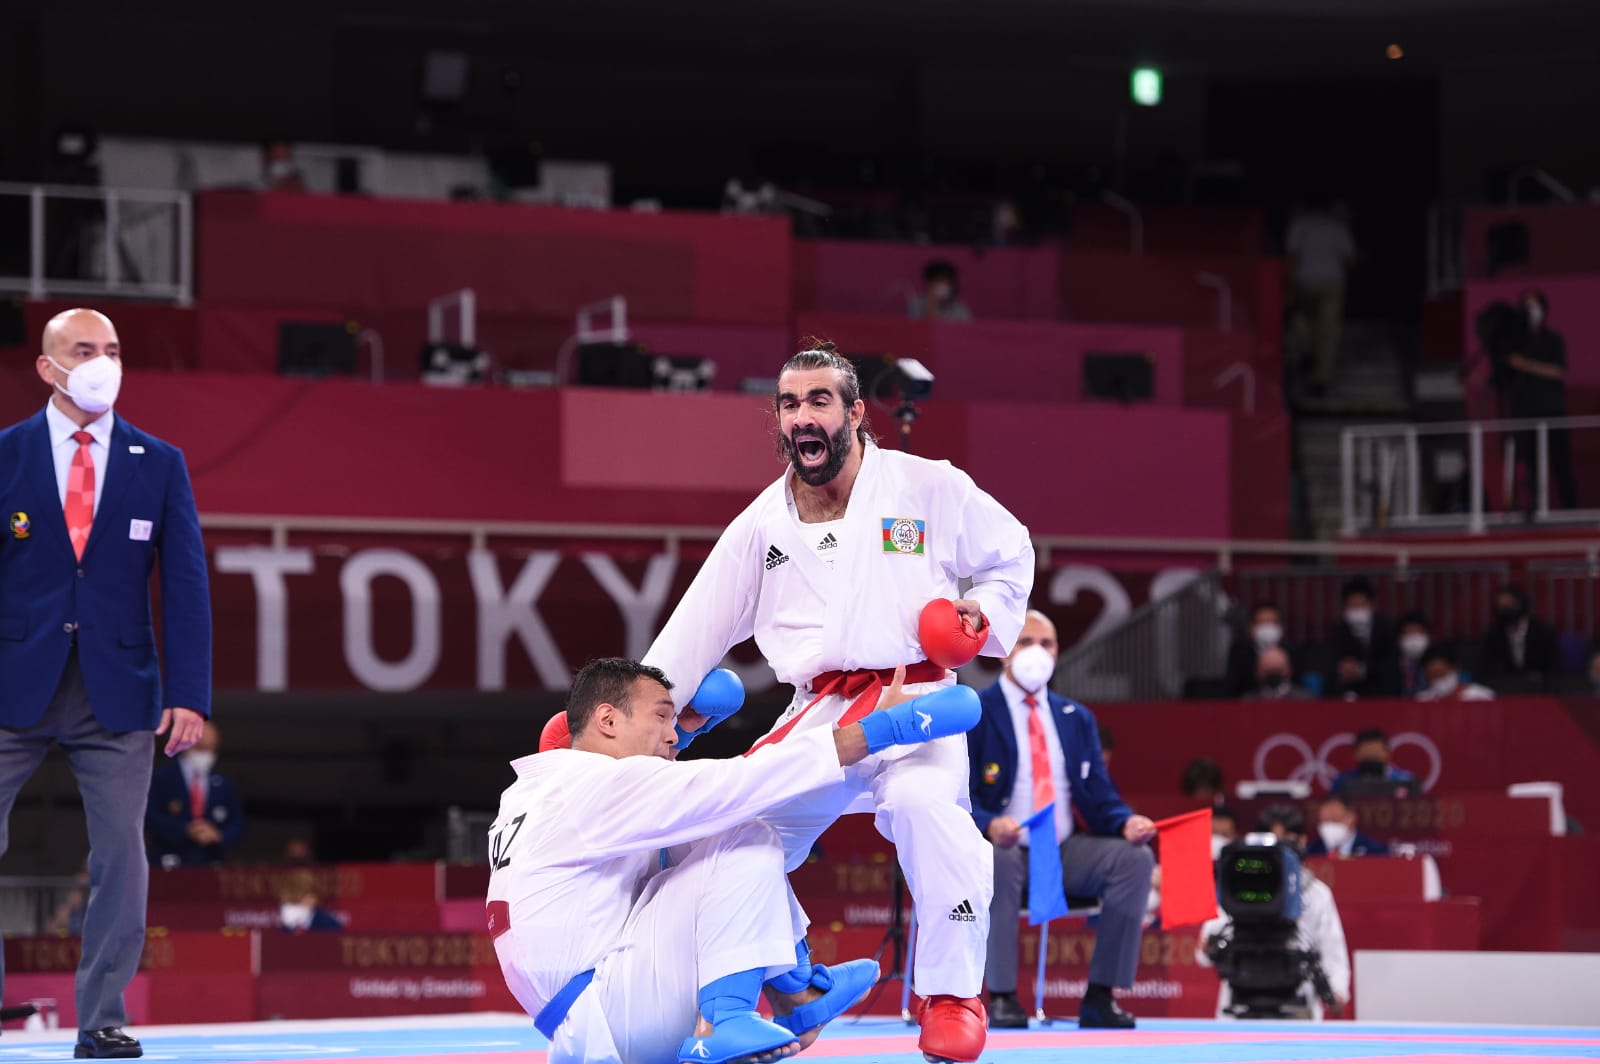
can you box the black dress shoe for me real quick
[75,1028,142,1059]
[988,992,1029,1029]
[1078,996,1136,1029]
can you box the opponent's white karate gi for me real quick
[646,443,1034,997]
[487,729,843,1064]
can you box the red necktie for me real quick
[64,430,95,561]
[189,773,206,820]
[1025,694,1055,811]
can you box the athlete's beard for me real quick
[783,421,854,487]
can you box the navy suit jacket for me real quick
[967,681,1132,838]
[1306,830,1389,858]
[145,762,247,866]
[0,408,211,731]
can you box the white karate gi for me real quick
[487,728,843,1064]
[1195,871,1351,1020]
[645,443,1034,998]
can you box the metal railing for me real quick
[1528,557,1600,646]
[1237,563,1514,647]
[445,806,496,865]
[1054,570,1228,702]
[1341,415,1600,536]
[0,182,192,304]
[0,875,83,936]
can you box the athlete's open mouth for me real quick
[795,436,827,464]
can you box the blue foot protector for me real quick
[676,1013,797,1064]
[771,957,880,1037]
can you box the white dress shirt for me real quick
[45,400,114,517]
[1000,672,1071,842]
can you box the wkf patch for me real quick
[167,799,184,816]
[983,762,1001,785]
[9,512,28,540]
[880,517,926,555]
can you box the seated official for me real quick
[277,868,345,933]
[1305,795,1388,858]
[145,722,245,868]
[967,611,1156,1030]
[1330,728,1421,798]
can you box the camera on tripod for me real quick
[1203,833,1335,1019]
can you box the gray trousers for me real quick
[985,832,1155,993]
[0,650,153,1031]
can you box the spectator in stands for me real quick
[1396,611,1433,698]
[908,260,973,322]
[1479,585,1560,686]
[45,862,91,936]
[969,611,1157,1030]
[1306,795,1388,858]
[276,868,344,933]
[1416,644,1495,702]
[146,722,246,868]
[1246,646,1313,701]
[1330,577,1402,698]
[1225,602,1289,698]
[1198,804,1351,1018]
[1506,289,1575,513]
[1330,728,1421,797]
[1285,193,1357,399]
[1181,756,1226,806]
[1589,649,1600,696]
[1211,806,1240,859]
[261,139,306,193]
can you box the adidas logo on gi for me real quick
[818,532,838,551]
[765,544,791,570]
[948,899,978,922]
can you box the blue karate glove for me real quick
[675,668,745,751]
[857,684,981,754]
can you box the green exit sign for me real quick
[1131,67,1163,106]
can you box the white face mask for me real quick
[48,354,122,414]
[280,902,313,930]
[1317,821,1353,852]
[1252,622,1283,650]
[1345,606,1373,630]
[1400,633,1429,661]
[1008,643,1056,694]
[1526,303,1544,328]
[1428,673,1460,697]
[1210,834,1229,861]
[181,749,216,776]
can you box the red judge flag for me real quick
[1155,808,1218,929]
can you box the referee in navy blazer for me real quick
[967,611,1155,1030]
[0,308,210,1060]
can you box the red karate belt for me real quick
[746,661,948,754]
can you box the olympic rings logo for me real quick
[1251,731,1442,792]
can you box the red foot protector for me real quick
[539,711,572,752]
[917,994,987,1063]
[918,599,986,670]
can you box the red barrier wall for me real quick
[1465,204,1600,280]
[794,311,1188,406]
[1093,697,1600,831]
[197,190,794,326]
[0,374,1236,537]
[793,239,1063,321]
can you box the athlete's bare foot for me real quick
[690,1014,802,1063]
